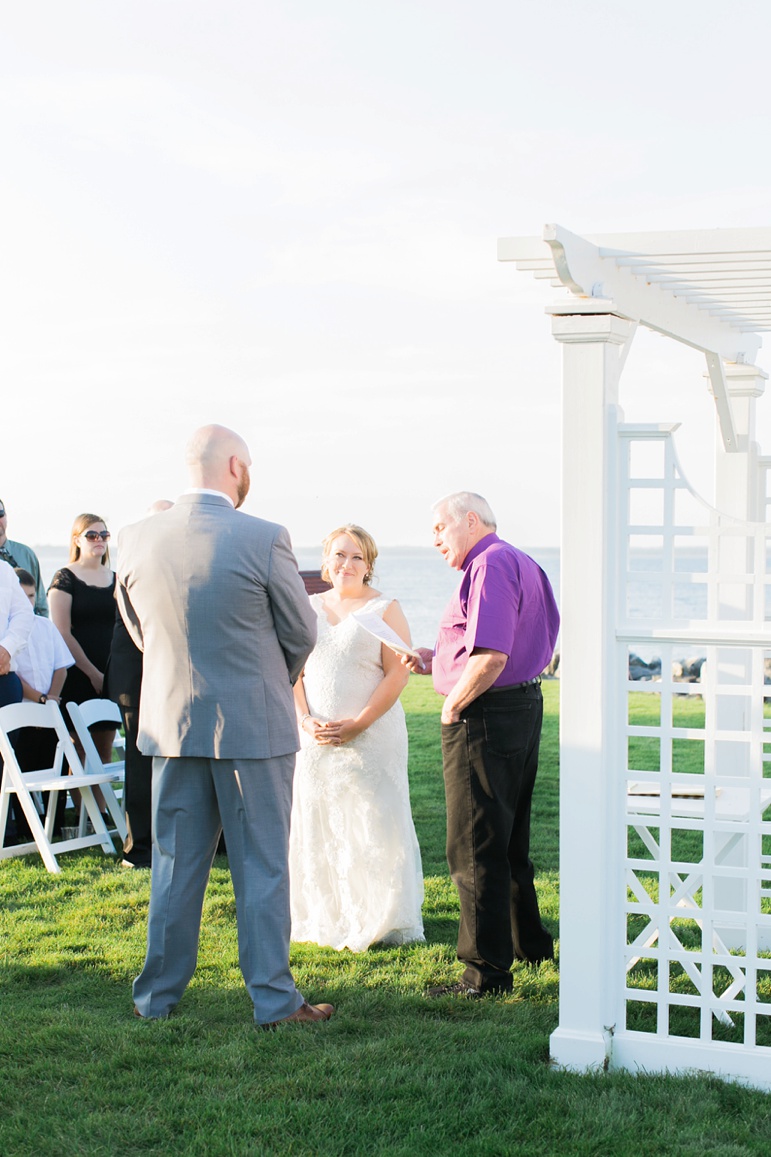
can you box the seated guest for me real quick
[0,558,34,843]
[8,569,75,840]
[0,559,34,706]
[0,498,48,616]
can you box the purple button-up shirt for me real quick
[432,533,560,696]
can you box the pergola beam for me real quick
[705,352,739,451]
[498,224,767,360]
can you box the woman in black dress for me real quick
[48,512,116,768]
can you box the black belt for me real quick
[484,677,541,693]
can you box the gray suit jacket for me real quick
[116,493,316,760]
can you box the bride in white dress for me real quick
[289,524,425,952]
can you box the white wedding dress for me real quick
[289,594,425,952]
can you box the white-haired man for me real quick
[408,491,559,997]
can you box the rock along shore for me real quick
[540,652,769,684]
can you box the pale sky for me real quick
[3,1,771,549]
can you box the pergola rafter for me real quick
[500,224,771,453]
[499,224,771,356]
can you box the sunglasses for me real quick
[0,509,6,517]
[82,530,111,541]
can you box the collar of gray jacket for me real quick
[181,488,235,507]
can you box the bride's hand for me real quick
[323,717,365,744]
[301,715,327,742]
[310,718,344,746]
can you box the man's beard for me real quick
[235,466,250,508]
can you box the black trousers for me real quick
[441,682,553,992]
[120,705,153,866]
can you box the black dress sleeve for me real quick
[48,567,75,596]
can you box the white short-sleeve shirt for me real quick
[14,616,74,690]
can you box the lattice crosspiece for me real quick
[617,425,771,636]
[619,425,771,1055]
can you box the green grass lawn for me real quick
[1,680,771,1155]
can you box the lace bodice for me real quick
[298,595,407,792]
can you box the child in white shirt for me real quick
[10,568,74,839]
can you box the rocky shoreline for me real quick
[544,652,717,683]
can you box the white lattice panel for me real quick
[617,426,771,1062]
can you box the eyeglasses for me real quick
[82,530,111,541]
[0,509,6,518]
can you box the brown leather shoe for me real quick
[134,1006,166,1020]
[261,999,335,1031]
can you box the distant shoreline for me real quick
[31,543,562,553]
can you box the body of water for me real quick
[35,541,732,662]
[34,543,561,652]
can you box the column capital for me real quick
[549,308,634,346]
[723,361,767,399]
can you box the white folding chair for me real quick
[0,700,118,874]
[65,699,127,842]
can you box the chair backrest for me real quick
[0,699,82,775]
[300,570,332,594]
[67,698,122,731]
[0,698,118,872]
[66,699,123,777]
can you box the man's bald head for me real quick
[186,424,252,507]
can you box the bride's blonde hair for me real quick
[320,524,378,585]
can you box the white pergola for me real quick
[500,225,771,1091]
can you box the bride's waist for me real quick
[305,684,382,716]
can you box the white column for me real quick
[548,303,636,1071]
[711,363,768,941]
[714,362,766,525]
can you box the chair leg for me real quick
[0,787,11,846]
[13,790,61,873]
[44,790,62,840]
[78,787,115,854]
[101,781,128,841]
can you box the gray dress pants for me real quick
[132,753,303,1023]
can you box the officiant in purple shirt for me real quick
[407,491,559,999]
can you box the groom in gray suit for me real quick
[117,424,334,1027]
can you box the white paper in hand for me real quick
[352,609,421,659]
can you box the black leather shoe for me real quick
[425,981,483,999]
[523,954,554,968]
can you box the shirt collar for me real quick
[183,487,235,508]
[462,532,499,571]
